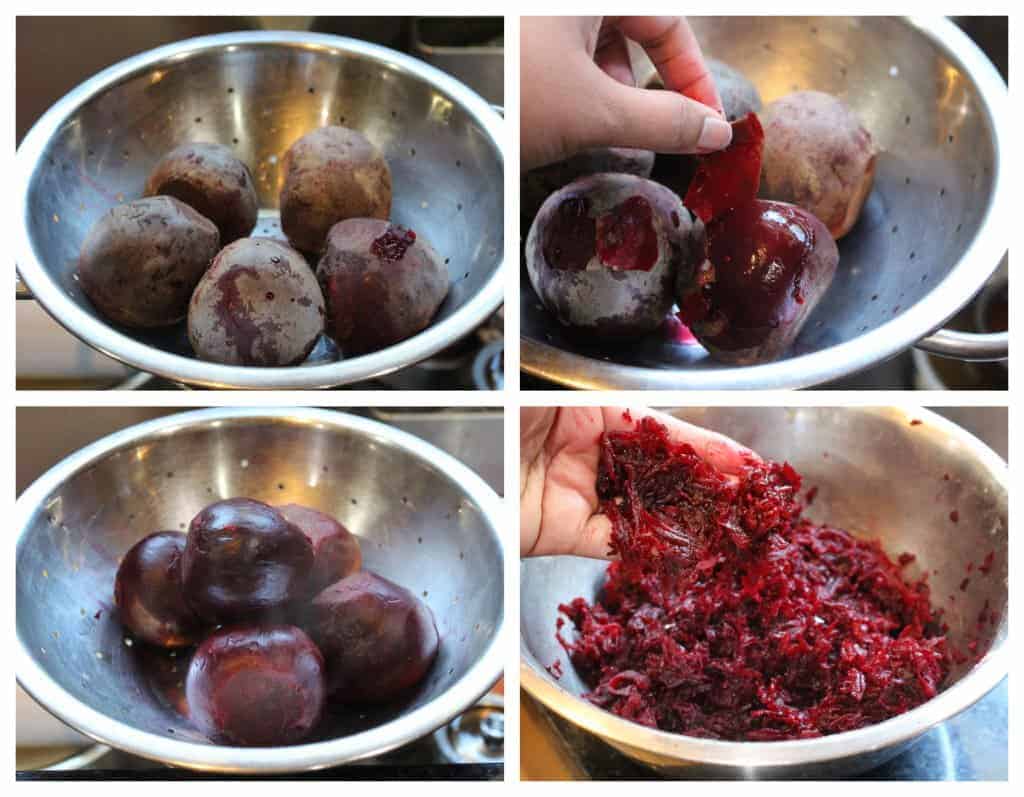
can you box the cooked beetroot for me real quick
[677,114,837,364]
[182,498,314,623]
[78,196,220,328]
[144,142,258,245]
[187,238,325,367]
[558,415,949,741]
[684,113,765,224]
[114,531,204,648]
[310,570,439,704]
[759,91,877,239]
[526,173,698,338]
[678,199,838,363]
[316,218,449,356]
[279,126,392,254]
[186,625,325,746]
[276,503,362,594]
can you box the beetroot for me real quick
[557,415,949,741]
[114,531,204,648]
[310,570,439,704]
[678,199,838,363]
[677,113,838,364]
[186,625,325,746]
[526,173,698,338]
[276,503,362,594]
[182,498,314,623]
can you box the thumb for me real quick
[589,77,732,155]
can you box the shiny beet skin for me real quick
[182,498,314,624]
[276,503,362,594]
[310,571,439,704]
[678,199,838,364]
[186,625,326,746]
[114,531,204,648]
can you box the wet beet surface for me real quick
[595,196,659,272]
[682,200,818,351]
[557,415,950,741]
[186,625,325,746]
[684,114,765,223]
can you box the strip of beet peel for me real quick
[684,113,765,223]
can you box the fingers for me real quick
[594,25,636,87]
[587,77,732,155]
[611,16,724,115]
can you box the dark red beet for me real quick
[182,498,314,623]
[186,625,325,746]
[595,196,659,271]
[114,531,204,648]
[684,114,765,223]
[542,195,597,272]
[310,571,439,704]
[276,503,362,594]
[558,415,949,741]
[679,199,838,363]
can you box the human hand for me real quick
[520,16,731,171]
[520,407,757,558]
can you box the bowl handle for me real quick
[915,329,1007,361]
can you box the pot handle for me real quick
[915,329,1007,362]
[16,270,33,300]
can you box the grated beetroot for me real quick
[558,416,949,741]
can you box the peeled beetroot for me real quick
[558,415,949,741]
[182,498,314,623]
[310,570,439,704]
[678,199,838,364]
[114,531,204,648]
[276,503,362,593]
[186,625,325,746]
[677,113,838,364]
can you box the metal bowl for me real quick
[521,406,1007,777]
[16,408,505,773]
[521,17,1008,389]
[16,32,504,389]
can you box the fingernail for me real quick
[697,117,732,151]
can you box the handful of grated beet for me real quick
[557,415,949,741]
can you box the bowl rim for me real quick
[15,31,505,390]
[520,406,1008,769]
[16,407,507,773]
[521,15,1009,389]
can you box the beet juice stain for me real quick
[558,415,950,741]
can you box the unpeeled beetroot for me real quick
[558,415,949,741]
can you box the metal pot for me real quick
[521,17,1007,389]
[16,408,505,773]
[16,32,504,389]
[521,406,1007,777]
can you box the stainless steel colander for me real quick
[521,17,1007,389]
[16,32,504,389]
[16,408,505,772]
